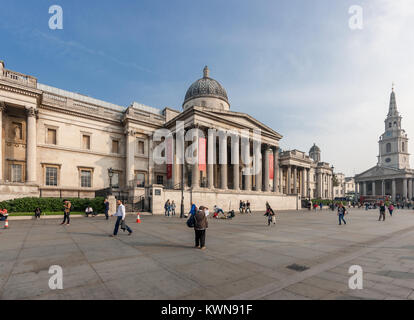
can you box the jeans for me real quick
[379,211,385,221]
[195,229,206,248]
[389,210,393,216]
[338,213,346,225]
[62,212,70,224]
[104,210,109,220]
[113,216,132,235]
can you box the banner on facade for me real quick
[269,153,274,180]
[198,137,206,171]
[166,136,173,179]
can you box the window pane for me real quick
[81,170,92,187]
[112,172,119,188]
[11,164,22,182]
[46,167,58,186]
[157,175,164,185]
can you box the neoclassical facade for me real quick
[0,61,333,212]
[355,88,414,202]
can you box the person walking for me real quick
[264,202,276,226]
[337,203,347,225]
[388,203,394,217]
[171,201,176,216]
[104,198,110,220]
[187,202,197,218]
[61,200,72,225]
[379,201,386,221]
[246,200,251,213]
[110,199,132,237]
[194,206,208,250]
[34,207,42,219]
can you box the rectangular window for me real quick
[156,175,164,185]
[45,167,58,186]
[81,170,92,188]
[82,135,91,150]
[11,164,23,182]
[47,129,57,145]
[138,140,145,155]
[112,140,119,154]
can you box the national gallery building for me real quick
[0,61,334,212]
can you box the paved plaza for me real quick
[1,208,414,300]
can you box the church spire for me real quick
[388,84,398,117]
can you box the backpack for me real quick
[186,215,195,228]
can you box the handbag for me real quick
[120,220,126,231]
[186,215,195,228]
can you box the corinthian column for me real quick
[232,133,240,191]
[125,129,135,186]
[263,147,270,192]
[254,142,262,191]
[0,101,5,182]
[26,107,37,183]
[273,147,279,193]
[219,131,228,189]
[207,129,215,189]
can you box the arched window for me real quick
[386,143,391,153]
[389,122,392,128]
[402,142,405,152]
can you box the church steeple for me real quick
[388,84,399,117]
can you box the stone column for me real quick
[26,107,37,183]
[392,179,396,201]
[273,147,279,193]
[403,178,408,200]
[263,147,270,192]
[287,166,291,194]
[279,166,283,194]
[207,129,215,190]
[191,128,200,189]
[0,102,5,182]
[254,142,262,191]
[409,179,413,200]
[125,129,135,186]
[381,180,385,197]
[363,182,367,196]
[372,181,376,196]
[219,131,228,190]
[232,133,240,191]
[301,169,305,197]
[293,166,297,194]
[243,139,252,191]
[306,168,310,198]
[148,134,154,185]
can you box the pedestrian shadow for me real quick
[68,232,110,238]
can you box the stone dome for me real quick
[309,143,321,153]
[183,66,229,110]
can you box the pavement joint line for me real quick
[64,224,116,299]
[0,219,35,298]
[228,225,414,300]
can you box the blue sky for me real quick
[1,0,413,176]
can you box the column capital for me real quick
[25,106,37,118]
[0,100,6,112]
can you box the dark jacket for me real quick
[104,202,110,212]
[194,210,208,230]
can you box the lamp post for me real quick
[331,165,334,200]
[108,167,114,195]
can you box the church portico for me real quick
[356,88,414,203]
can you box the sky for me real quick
[1,0,414,176]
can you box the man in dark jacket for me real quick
[194,206,208,250]
[104,199,110,220]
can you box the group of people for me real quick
[163,200,176,217]
[239,200,251,213]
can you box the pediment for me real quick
[201,109,282,139]
[356,165,402,179]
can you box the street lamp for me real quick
[108,167,114,195]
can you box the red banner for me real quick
[166,137,173,179]
[269,153,274,180]
[198,137,206,172]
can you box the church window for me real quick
[389,122,392,128]
[402,142,405,152]
[386,143,391,153]
[394,121,397,127]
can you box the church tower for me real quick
[378,87,410,169]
